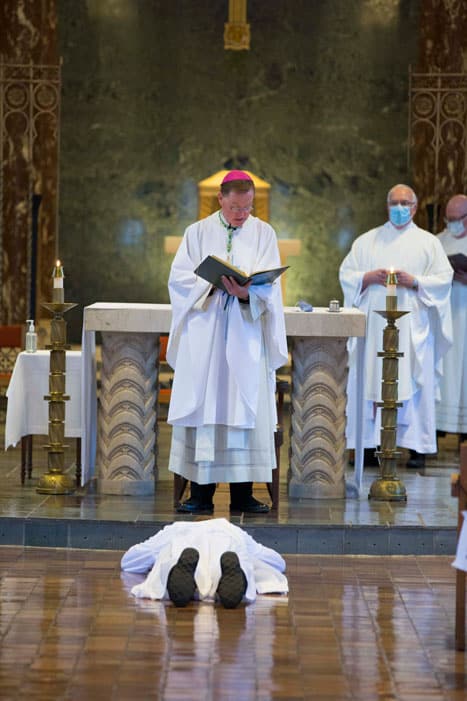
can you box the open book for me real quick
[194,255,289,293]
[448,253,467,273]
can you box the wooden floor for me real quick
[0,546,466,700]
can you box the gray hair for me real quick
[387,184,418,205]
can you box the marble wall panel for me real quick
[0,0,59,326]
[56,0,421,341]
[412,0,467,230]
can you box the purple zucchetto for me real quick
[221,170,253,183]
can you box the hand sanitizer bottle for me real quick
[25,319,37,353]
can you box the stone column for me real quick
[97,332,159,495]
[289,337,348,499]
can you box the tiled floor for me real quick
[1,545,466,700]
[1,409,467,698]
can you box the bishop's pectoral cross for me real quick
[224,0,250,50]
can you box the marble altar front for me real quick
[82,303,365,499]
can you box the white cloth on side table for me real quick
[5,350,82,450]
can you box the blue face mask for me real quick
[446,219,465,236]
[389,204,412,227]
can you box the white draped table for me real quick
[5,350,82,449]
[82,303,365,498]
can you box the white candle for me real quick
[52,260,64,302]
[53,260,64,288]
[386,267,397,296]
[386,267,397,311]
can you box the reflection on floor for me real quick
[0,546,466,700]
[0,411,462,554]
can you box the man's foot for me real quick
[167,547,199,607]
[229,496,269,514]
[176,497,214,514]
[406,450,425,469]
[216,552,248,608]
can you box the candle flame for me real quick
[56,259,61,267]
[389,267,394,274]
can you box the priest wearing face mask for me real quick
[339,183,453,471]
[436,194,467,442]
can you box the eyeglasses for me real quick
[388,200,416,207]
[230,205,253,213]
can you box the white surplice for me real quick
[339,221,453,454]
[120,518,289,603]
[166,211,288,484]
[436,229,467,432]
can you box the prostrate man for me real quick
[120,518,288,608]
[436,194,467,442]
[339,184,453,470]
[167,170,288,514]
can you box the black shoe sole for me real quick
[217,552,248,609]
[167,547,199,607]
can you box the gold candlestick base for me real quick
[36,472,75,494]
[368,307,409,502]
[36,298,78,495]
[368,477,407,501]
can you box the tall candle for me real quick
[52,259,64,303]
[386,267,397,311]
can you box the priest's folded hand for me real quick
[394,270,416,289]
[362,268,387,290]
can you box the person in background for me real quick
[166,170,287,514]
[339,183,453,470]
[436,194,467,444]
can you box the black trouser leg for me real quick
[190,481,216,504]
[229,481,253,503]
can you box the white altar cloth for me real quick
[5,350,82,450]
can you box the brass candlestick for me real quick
[368,270,408,502]
[36,261,77,494]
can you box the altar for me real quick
[82,303,365,499]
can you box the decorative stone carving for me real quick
[289,337,348,499]
[97,332,159,495]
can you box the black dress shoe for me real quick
[216,552,248,609]
[230,496,270,514]
[406,450,425,469]
[176,497,214,514]
[167,547,199,607]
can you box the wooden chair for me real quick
[173,380,289,512]
[451,440,467,650]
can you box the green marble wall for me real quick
[57,0,420,340]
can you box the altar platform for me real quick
[0,412,461,556]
